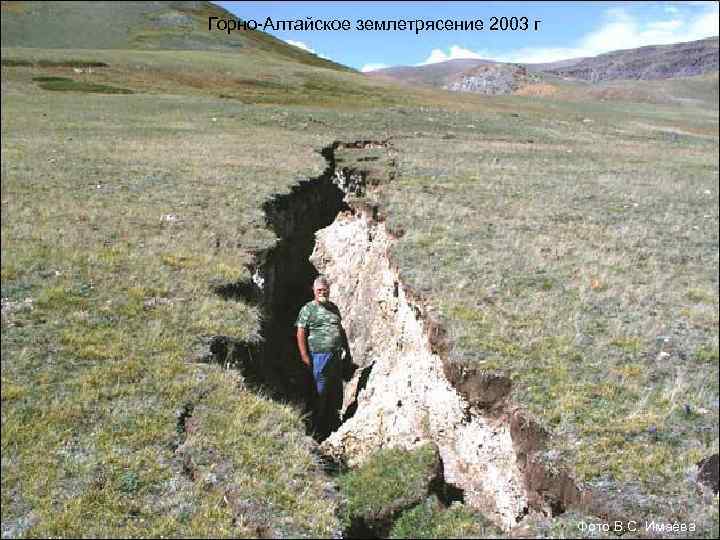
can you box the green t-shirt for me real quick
[295,300,344,353]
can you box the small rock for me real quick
[203,472,218,488]
[160,213,180,224]
[143,297,173,310]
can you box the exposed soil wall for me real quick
[313,142,585,529]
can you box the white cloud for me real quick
[518,4,718,62]
[417,3,719,65]
[360,63,389,72]
[285,39,314,53]
[284,39,329,59]
[588,5,715,49]
[420,45,490,65]
[687,5,720,37]
[647,20,683,31]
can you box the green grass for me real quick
[1,1,351,72]
[336,445,440,532]
[2,46,434,108]
[389,496,501,539]
[3,58,108,67]
[375,102,719,503]
[2,36,719,537]
[32,75,133,94]
[1,58,32,66]
[335,445,501,536]
[1,72,343,536]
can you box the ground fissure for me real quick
[206,139,587,532]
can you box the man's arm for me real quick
[296,327,311,367]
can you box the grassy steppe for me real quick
[2,45,719,537]
[2,53,343,537]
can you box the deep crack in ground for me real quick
[202,139,586,535]
[206,141,354,437]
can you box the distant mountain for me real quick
[524,57,588,73]
[368,58,495,87]
[0,1,350,71]
[542,36,719,81]
[366,36,719,94]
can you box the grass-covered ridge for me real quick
[1,1,350,72]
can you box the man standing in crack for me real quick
[295,276,352,439]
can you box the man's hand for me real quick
[301,354,311,368]
[296,327,312,368]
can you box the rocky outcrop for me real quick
[311,163,583,528]
[443,63,538,95]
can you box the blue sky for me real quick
[215,1,719,71]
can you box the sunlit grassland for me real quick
[2,46,719,536]
[1,47,453,109]
[1,76,344,536]
[327,92,716,524]
[381,111,718,504]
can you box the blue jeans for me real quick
[311,350,343,438]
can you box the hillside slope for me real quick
[545,36,719,81]
[0,0,349,71]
